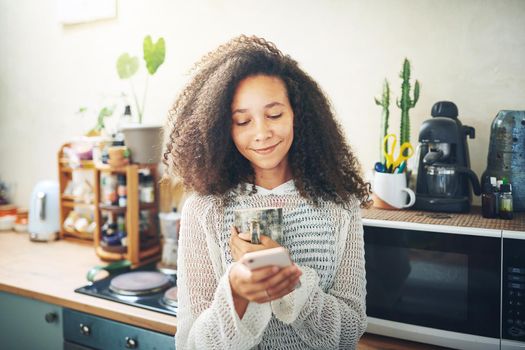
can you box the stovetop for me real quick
[75,267,177,316]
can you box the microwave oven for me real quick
[363,219,525,350]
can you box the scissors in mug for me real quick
[382,134,414,173]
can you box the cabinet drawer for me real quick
[0,291,62,350]
[63,308,175,350]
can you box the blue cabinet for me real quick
[63,308,176,350]
[0,291,175,350]
[0,291,62,350]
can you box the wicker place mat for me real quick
[361,206,525,232]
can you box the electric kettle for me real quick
[28,180,60,241]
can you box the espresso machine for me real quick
[414,101,481,212]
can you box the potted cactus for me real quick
[375,58,420,167]
[396,58,420,156]
[374,79,390,165]
[117,35,166,164]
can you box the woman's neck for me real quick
[254,166,293,190]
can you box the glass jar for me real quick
[139,170,155,203]
[425,166,458,197]
[499,184,514,220]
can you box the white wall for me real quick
[1,0,524,206]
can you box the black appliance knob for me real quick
[431,101,458,118]
[44,312,58,323]
[125,336,138,348]
[79,323,91,336]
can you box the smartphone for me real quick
[241,247,292,270]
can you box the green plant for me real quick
[374,79,390,164]
[396,58,420,154]
[116,35,166,123]
[78,105,115,136]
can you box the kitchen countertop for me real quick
[0,231,177,335]
[0,230,449,349]
[362,205,525,231]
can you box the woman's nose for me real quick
[254,119,272,141]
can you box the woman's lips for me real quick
[252,142,281,154]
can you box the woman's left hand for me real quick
[229,226,281,261]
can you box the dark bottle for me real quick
[499,183,514,220]
[481,181,497,219]
[101,214,118,245]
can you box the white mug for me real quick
[372,172,416,209]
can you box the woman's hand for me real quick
[228,226,301,317]
[229,262,302,305]
[229,226,280,262]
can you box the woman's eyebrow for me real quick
[264,101,284,109]
[232,107,249,115]
[232,101,285,115]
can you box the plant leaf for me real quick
[116,53,139,79]
[143,35,166,75]
[96,105,115,131]
[98,106,115,119]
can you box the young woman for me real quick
[163,35,370,350]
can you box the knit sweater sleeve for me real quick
[175,194,273,350]
[270,198,367,349]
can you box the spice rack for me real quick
[58,143,97,242]
[94,163,161,266]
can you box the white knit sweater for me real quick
[175,180,367,350]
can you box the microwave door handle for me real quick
[37,191,46,220]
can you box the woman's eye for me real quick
[268,113,282,119]
[235,120,250,126]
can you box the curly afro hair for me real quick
[163,35,370,207]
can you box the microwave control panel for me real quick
[503,238,525,341]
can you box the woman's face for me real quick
[231,75,294,177]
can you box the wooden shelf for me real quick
[96,163,158,173]
[139,202,157,210]
[97,165,129,173]
[59,158,95,168]
[139,245,161,260]
[59,142,161,266]
[61,229,93,241]
[60,166,95,173]
[96,246,127,261]
[62,201,95,209]
[98,204,126,212]
[93,164,161,267]
[58,143,97,242]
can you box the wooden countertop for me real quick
[0,231,449,349]
[362,205,525,232]
[0,231,177,335]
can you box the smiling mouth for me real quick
[252,142,281,154]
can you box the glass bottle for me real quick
[499,183,513,220]
[139,169,155,203]
[101,174,118,205]
[490,177,499,214]
[481,182,497,219]
[116,214,127,246]
[117,175,127,207]
[116,105,133,132]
